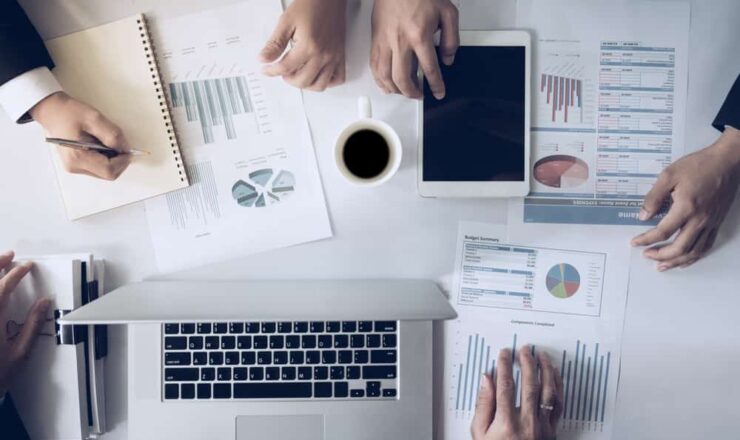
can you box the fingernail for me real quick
[22,261,34,269]
[1,250,13,258]
[40,298,51,311]
[480,374,488,388]
[657,264,669,272]
[443,54,455,65]
[434,92,445,100]
[638,208,649,221]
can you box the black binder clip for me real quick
[54,309,86,345]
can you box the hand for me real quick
[471,347,563,440]
[29,92,132,181]
[260,0,346,91]
[0,251,51,397]
[371,0,459,100]
[632,127,740,271]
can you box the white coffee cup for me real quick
[334,96,402,186]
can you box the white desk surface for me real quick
[3,0,738,438]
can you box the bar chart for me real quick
[541,73,584,124]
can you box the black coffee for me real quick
[342,129,390,179]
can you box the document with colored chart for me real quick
[440,222,630,440]
[144,1,332,272]
[513,0,689,225]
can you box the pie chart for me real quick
[231,168,295,208]
[545,263,580,299]
[534,155,589,188]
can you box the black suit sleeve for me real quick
[0,0,54,86]
[713,73,740,132]
[0,394,31,440]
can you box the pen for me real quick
[45,137,151,157]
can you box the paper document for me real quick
[516,0,690,225]
[145,1,332,272]
[440,222,630,440]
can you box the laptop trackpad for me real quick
[236,415,324,440]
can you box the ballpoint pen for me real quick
[45,137,151,157]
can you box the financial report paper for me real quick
[515,0,690,225]
[145,1,332,272]
[440,222,630,440]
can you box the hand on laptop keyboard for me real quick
[162,320,399,400]
[471,346,563,440]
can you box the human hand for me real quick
[471,347,563,440]
[29,91,132,180]
[0,251,51,397]
[371,0,459,100]
[631,127,740,271]
[260,0,346,91]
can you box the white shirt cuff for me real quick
[0,66,63,123]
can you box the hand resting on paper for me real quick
[29,91,132,181]
[471,347,563,440]
[0,251,51,397]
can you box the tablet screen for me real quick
[423,46,526,182]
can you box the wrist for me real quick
[715,127,740,167]
[29,91,70,125]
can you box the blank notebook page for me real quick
[45,14,188,220]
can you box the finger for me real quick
[639,171,674,221]
[631,204,688,247]
[305,64,335,92]
[284,57,323,89]
[0,250,15,272]
[0,261,33,311]
[438,3,460,65]
[83,112,130,152]
[537,352,559,422]
[262,46,309,77]
[495,348,516,420]
[471,373,496,439]
[373,47,399,94]
[518,345,540,421]
[11,298,52,361]
[77,150,132,181]
[391,48,421,99]
[658,227,717,271]
[415,42,445,99]
[643,218,705,262]
[552,360,565,425]
[259,15,294,63]
[328,61,346,88]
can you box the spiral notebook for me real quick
[45,14,188,220]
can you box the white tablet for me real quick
[418,30,531,198]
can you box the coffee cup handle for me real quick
[358,96,372,119]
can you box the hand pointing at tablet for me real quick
[371,0,460,100]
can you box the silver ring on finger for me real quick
[539,403,555,411]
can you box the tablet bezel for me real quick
[417,30,531,198]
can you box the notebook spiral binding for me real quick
[137,15,187,184]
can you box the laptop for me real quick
[60,279,456,440]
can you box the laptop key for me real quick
[201,367,215,381]
[277,322,292,333]
[234,367,248,381]
[204,336,219,350]
[165,367,198,381]
[164,323,179,335]
[366,381,381,397]
[245,322,260,333]
[297,367,312,380]
[265,367,280,381]
[181,323,195,334]
[165,336,187,350]
[197,383,211,399]
[294,322,309,333]
[383,389,397,397]
[318,335,332,348]
[350,335,365,348]
[371,350,397,364]
[253,336,268,349]
[282,367,296,380]
[214,323,228,334]
[366,335,381,348]
[225,351,240,365]
[338,350,352,364]
[314,366,328,380]
[249,367,264,381]
[302,335,317,349]
[217,367,231,381]
[334,382,349,398]
[273,351,288,365]
[350,389,364,398]
[341,322,357,332]
[285,335,300,349]
[358,321,373,332]
[237,336,252,349]
[330,366,344,380]
[382,334,397,348]
[229,322,244,334]
[334,335,348,348]
[270,335,284,349]
[314,382,332,398]
[221,336,235,350]
[374,321,397,332]
[346,366,361,379]
[214,383,231,399]
[193,352,207,366]
[257,351,272,365]
[165,352,191,366]
[261,322,276,334]
[189,336,203,350]
[322,351,337,364]
[306,351,320,364]
[241,351,256,365]
[326,321,341,333]
[289,351,304,365]
[354,350,369,364]
[197,323,211,334]
[209,352,223,365]
[233,383,312,399]
[363,366,397,379]
[165,383,179,399]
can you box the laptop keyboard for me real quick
[162,321,399,400]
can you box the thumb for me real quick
[640,170,674,221]
[260,16,293,63]
[471,373,496,438]
[12,298,51,361]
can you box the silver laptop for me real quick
[61,279,456,440]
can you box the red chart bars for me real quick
[541,73,583,123]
